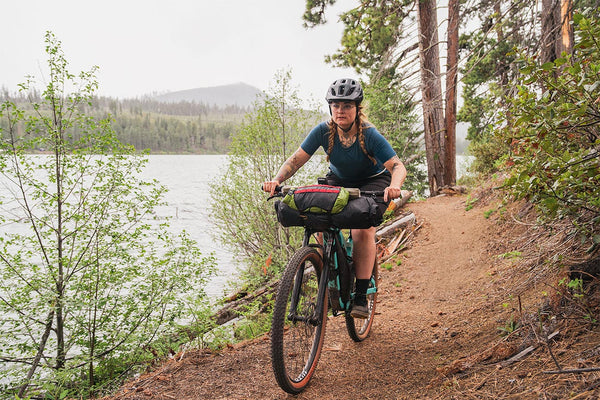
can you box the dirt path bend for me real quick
[108,194,507,400]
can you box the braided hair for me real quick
[326,105,377,165]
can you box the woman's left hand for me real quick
[384,186,402,202]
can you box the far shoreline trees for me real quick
[1,88,249,155]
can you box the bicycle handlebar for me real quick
[264,184,385,199]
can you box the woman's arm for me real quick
[383,155,407,202]
[263,147,312,195]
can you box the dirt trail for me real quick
[106,194,512,399]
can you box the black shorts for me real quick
[325,171,391,222]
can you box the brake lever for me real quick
[267,193,282,201]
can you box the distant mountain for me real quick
[153,82,263,108]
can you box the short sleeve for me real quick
[300,122,329,155]
[365,126,396,164]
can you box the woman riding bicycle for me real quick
[263,78,407,318]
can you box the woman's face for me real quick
[330,101,357,129]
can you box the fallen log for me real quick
[376,213,416,238]
[433,185,467,196]
[394,190,413,208]
[214,280,279,325]
[384,190,413,215]
[500,330,560,367]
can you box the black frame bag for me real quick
[274,186,382,230]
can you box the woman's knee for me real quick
[351,227,376,243]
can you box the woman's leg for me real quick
[351,227,377,279]
[350,227,376,317]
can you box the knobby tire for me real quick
[270,246,327,394]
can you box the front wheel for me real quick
[345,258,379,342]
[271,246,326,394]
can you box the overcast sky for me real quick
[1,0,357,106]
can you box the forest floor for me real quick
[102,185,600,399]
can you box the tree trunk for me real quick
[558,0,573,57]
[542,0,573,63]
[417,0,446,195]
[18,309,55,398]
[541,0,574,86]
[444,0,459,186]
[494,1,508,86]
[541,0,560,64]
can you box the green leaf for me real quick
[520,65,533,74]
[554,57,568,67]
[541,62,555,71]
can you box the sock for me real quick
[354,279,370,306]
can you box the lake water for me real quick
[140,155,237,298]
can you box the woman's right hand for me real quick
[262,180,281,195]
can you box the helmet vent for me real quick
[325,78,363,104]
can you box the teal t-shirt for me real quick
[301,122,397,181]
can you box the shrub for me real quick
[499,11,600,251]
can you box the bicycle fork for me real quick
[287,248,330,327]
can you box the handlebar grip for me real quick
[347,188,385,198]
[347,188,361,199]
[261,184,284,192]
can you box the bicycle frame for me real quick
[287,227,377,325]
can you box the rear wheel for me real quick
[345,258,378,342]
[271,246,326,394]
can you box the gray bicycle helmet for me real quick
[325,78,363,104]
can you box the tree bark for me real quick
[558,0,573,57]
[542,0,573,63]
[494,2,508,86]
[444,0,459,186]
[541,0,559,64]
[18,309,55,398]
[417,0,447,195]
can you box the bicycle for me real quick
[267,184,383,394]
